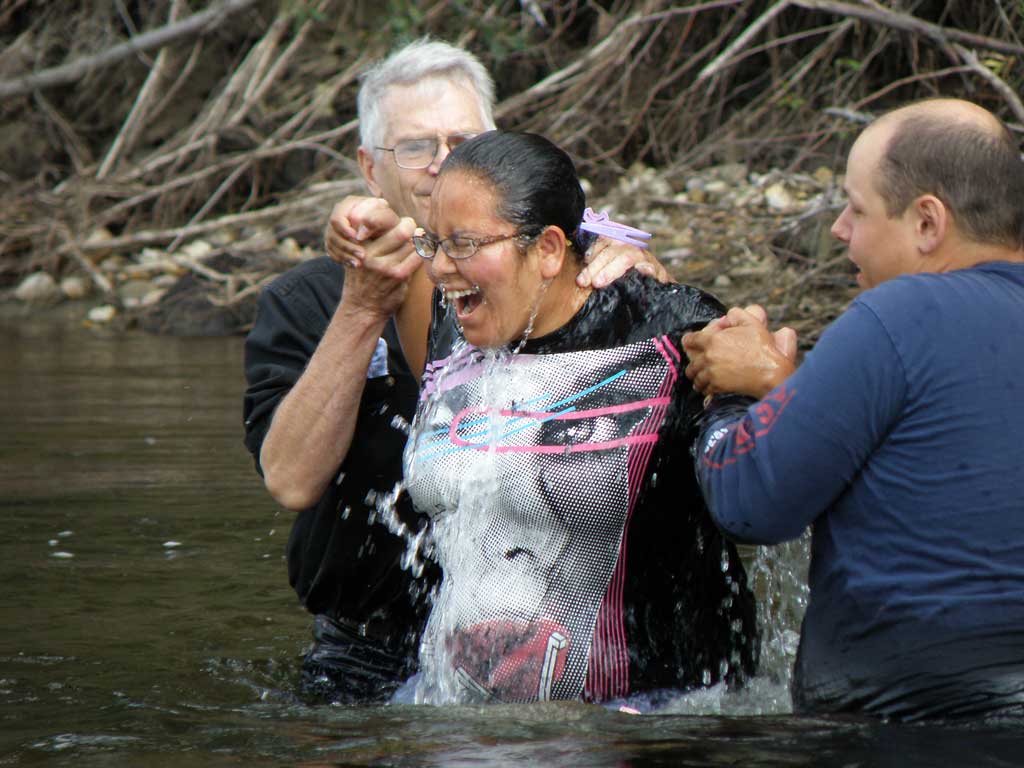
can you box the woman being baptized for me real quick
[403,130,758,706]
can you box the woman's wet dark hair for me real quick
[439,130,596,259]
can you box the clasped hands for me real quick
[682,305,799,400]
[324,197,421,319]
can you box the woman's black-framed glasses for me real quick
[375,133,480,170]
[413,232,524,261]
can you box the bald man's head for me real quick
[877,97,1009,138]
[863,98,1024,250]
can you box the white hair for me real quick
[357,37,497,151]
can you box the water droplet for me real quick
[390,414,411,435]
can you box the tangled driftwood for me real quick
[1,0,1021,337]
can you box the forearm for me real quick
[260,299,389,510]
[696,305,901,544]
[695,406,808,545]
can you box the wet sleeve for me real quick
[242,278,333,474]
[694,301,906,544]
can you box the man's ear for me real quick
[912,194,948,254]
[357,146,383,197]
[535,226,569,279]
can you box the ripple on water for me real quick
[31,732,144,752]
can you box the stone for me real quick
[703,180,729,200]
[279,237,302,261]
[714,162,749,185]
[83,227,115,261]
[87,305,117,324]
[140,288,167,307]
[209,229,238,248]
[139,247,165,264]
[14,272,60,303]
[660,247,694,262]
[60,275,91,300]
[121,262,160,280]
[153,274,178,288]
[100,255,128,273]
[764,183,797,211]
[813,166,834,185]
[120,279,158,303]
[181,240,213,260]
[646,174,673,198]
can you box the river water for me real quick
[2,305,1021,766]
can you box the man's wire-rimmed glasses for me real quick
[375,133,480,170]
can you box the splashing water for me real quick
[394,287,812,713]
[605,538,809,717]
[410,345,520,705]
[746,536,811,692]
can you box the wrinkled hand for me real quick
[325,196,421,320]
[682,304,798,399]
[577,237,672,289]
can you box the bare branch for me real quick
[97,0,187,180]
[790,0,1024,57]
[952,44,1024,126]
[698,1,792,84]
[59,181,362,256]
[0,0,260,101]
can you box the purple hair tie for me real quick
[578,207,652,249]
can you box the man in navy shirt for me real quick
[683,98,1024,720]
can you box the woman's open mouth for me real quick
[445,286,482,319]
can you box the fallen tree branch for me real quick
[790,0,1024,57]
[166,160,253,254]
[59,180,362,255]
[97,0,187,180]
[94,120,359,228]
[208,273,278,307]
[181,11,288,156]
[63,239,116,298]
[0,0,259,101]
[849,65,974,111]
[697,0,791,84]
[496,1,748,120]
[952,44,1024,127]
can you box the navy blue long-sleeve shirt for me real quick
[696,262,1024,720]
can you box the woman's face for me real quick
[426,171,547,348]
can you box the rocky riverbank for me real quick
[2,161,857,344]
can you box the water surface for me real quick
[1,305,1020,766]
